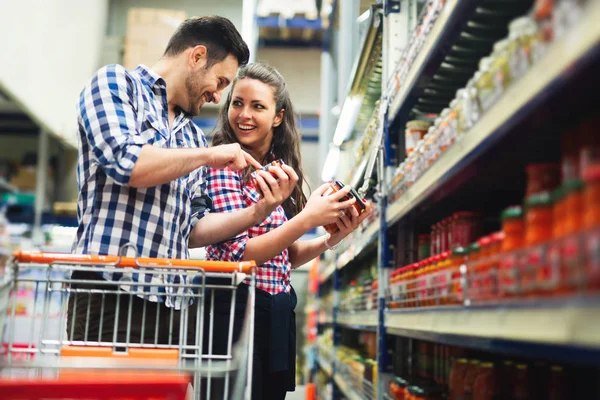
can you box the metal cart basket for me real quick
[0,245,256,400]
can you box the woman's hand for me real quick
[299,183,358,229]
[253,164,299,220]
[326,202,373,247]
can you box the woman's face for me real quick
[228,78,283,156]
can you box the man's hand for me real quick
[207,143,262,171]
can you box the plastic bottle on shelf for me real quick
[552,186,567,238]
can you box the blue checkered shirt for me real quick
[73,64,208,308]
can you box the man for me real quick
[67,16,294,345]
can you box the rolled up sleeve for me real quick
[205,168,249,262]
[79,64,151,186]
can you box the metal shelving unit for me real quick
[314,0,600,398]
[384,299,600,364]
[337,311,378,331]
[386,0,600,227]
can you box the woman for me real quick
[206,63,370,399]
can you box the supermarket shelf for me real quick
[385,298,600,364]
[318,313,333,325]
[316,356,333,377]
[319,261,336,283]
[337,310,378,331]
[336,219,380,270]
[387,0,478,128]
[386,0,600,228]
[333,373,363,400]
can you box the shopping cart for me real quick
[0,244,256,400]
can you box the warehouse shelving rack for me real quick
[315,0,600,398]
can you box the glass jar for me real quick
[507,17,537,82]
[475,57,496,112]
[552,186,567,238]
[463,359,481,400]
[449,358,469,399]
[490,38,511,90]
[452,212,482,250]
[501,206,525,252]
[525,192,554,246]
[564,179,584,235]
[465,76,482,127]
[406,120,432,157]
[450,247,467,305]
[473,362,497,400]
[513,364,535,400]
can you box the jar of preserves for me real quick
[449,358,469,400]
[406,120,432,156]
[452,212,482,250]
[507,17,537,82]
[552,186,567,238]
[390,376,409,400]
[501,206,525,252]
[513,364,535,400]
[564,179,585,235]
[475,57,495,112]
[450,247,467,305]
[526,163,560,198]
[583,164,600,290]
[583,164,600,229]
[467,242,481,302]
[407,264,418,308]
[463,359,481,400]
[473,362,497,400]
[490,38,511,90]
[525,192,554,246]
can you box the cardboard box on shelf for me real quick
[123,8,187,70]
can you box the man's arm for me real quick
[79,65,260,189]
[128,144,260,188]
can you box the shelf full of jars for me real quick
[314,0,600,398]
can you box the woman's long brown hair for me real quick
[212,62,308,218]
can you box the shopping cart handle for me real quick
[11,250,256,274]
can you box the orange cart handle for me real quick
[12,250,256,274]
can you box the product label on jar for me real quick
[562,235,583,288]
[499,254,519,296]
[586,230,600,286]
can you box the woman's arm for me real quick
[287,203,372,269]
[239,183,361,266]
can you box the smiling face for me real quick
[184,53,238,116]
[228,78,284,158]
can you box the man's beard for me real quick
[184,73,209,116]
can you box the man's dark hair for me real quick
[163,16,250,68]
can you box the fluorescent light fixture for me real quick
[332,96,363,146]
[321,146,341,182]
